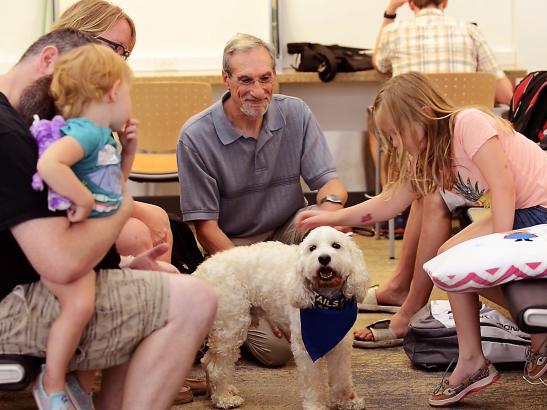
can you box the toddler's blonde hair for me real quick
[51,43,132,119]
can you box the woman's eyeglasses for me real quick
[96,36,130,60]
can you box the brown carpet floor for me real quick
[2,233,545,409]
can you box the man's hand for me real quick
[387,0,407,14]
[250,307,290,341]
[266,318,290,342]
[121,243,180,274]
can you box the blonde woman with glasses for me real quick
[51,0,174,265]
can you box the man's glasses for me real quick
[96,36,130,60]
[232,74,275,88]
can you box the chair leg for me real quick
[373,123,395,259]
[388,218,395,259]
[374,123,381,240]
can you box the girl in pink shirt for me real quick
[295,72,547,406]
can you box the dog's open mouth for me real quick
[318,267,334,281]
[313,266,342,288]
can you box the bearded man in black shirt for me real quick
[0,28,216,410]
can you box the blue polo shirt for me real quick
[177,93,338,238]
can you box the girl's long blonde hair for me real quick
[51,0,136,53]
[51,43,132,119]
[372,72,512,198]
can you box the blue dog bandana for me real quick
[300,291,357,362]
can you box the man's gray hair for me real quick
[222,33,276,76]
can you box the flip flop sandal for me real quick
[353,319,403,348]
[357,285,401,313]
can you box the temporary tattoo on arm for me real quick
[360,213,372,223]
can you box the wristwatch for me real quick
[383,11,397,20]
[319,194,343,206]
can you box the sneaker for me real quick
[33,365,75,410]
[524,346,547,383]
[65,372,94,410]
[428,361,500,407]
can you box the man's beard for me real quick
[16,75,56,126]
[240,99,270,118]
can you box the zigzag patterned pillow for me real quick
[424,224,547,292]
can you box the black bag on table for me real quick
[403,300,530,370]
[169,214,204,274]
[287,42,373,82]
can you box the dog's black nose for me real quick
[318,255,331,266]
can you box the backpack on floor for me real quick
[169,214,204,274]
[508,70,547,147]
[403,300,530,370]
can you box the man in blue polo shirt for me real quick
[177,33,348,367]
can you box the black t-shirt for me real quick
[0,93,120,301]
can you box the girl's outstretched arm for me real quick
[295,180,416,232]
[472,136,516,232]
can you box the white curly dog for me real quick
[194,226,369,410]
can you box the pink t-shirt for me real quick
[451,109,547,209]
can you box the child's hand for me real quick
[119,118,138,180]
[119,118,139,153]
[68,190,94,222]
[295,209,337,232]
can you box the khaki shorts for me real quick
[0,268,170,371]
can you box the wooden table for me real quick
[136,68,526,87]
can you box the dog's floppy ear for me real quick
[288,246,315,309]
[343,237,370,303]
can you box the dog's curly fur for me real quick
[194,226,369,410]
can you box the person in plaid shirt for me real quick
[374,0,513,104]
[355,0,514,348]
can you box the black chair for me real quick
[0,355,43,391]
[467,208,547,334]
[502,279,547,334]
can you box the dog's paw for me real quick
[303,402,328,410]
[227,384,240,395]
[212,393,244,409]
[335,396,366,410]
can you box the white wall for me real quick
[57,0,273,72]
[0,0,44,70]
[514,0,547,72]
[119,0,272,72]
